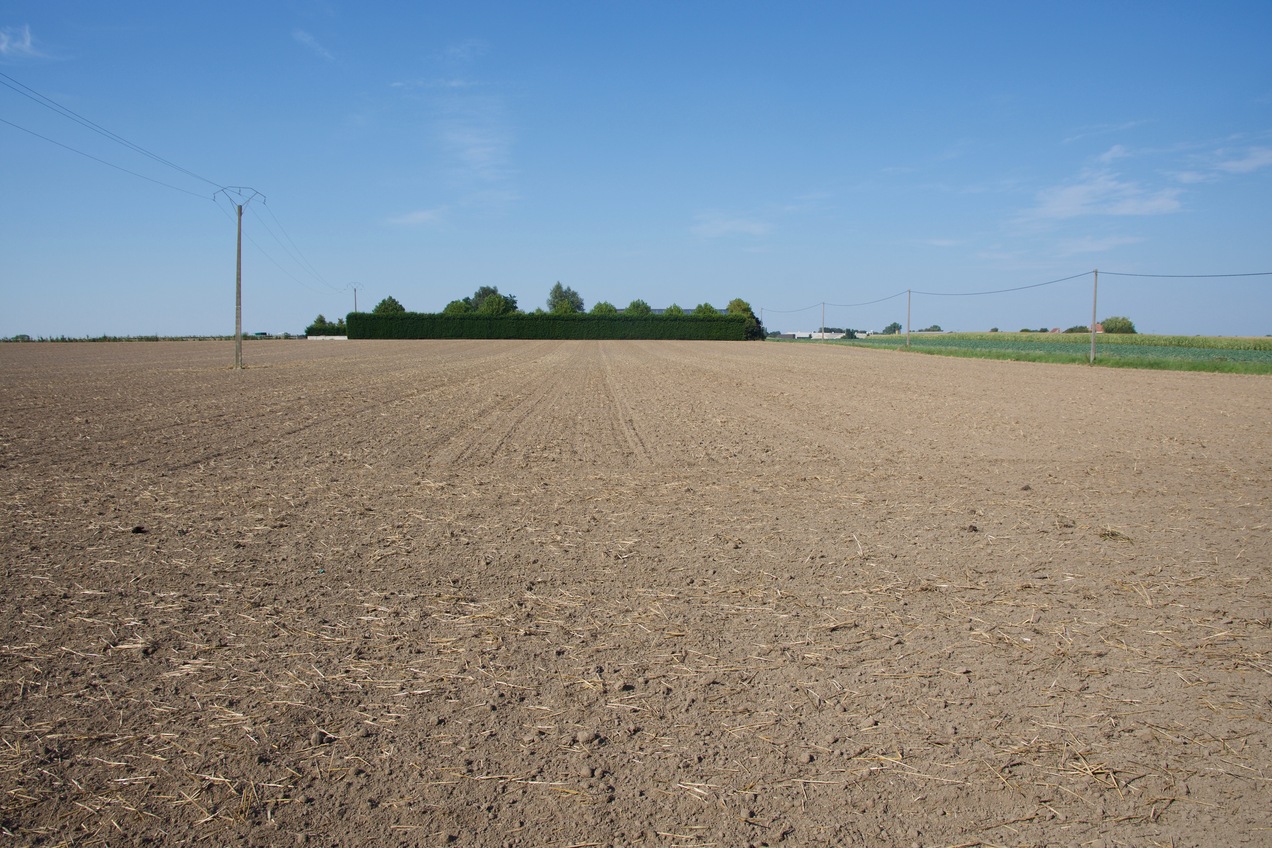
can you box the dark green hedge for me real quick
[346,312,749,340]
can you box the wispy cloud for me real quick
[0,25,46,60]
[293,29,333,61]
[387,208,447,226]
[387,40,517,220]
[438,105,512,185]
[692,212,772,238]
[1214,146,1272,174]
[1056,235,1144,255]
[1061,120,1149,145]
[1024,168,1182,222]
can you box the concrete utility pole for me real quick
[1089,269,1099,365]
[215,187,263,370]
[906,289,912,348]
[235,203,243,369]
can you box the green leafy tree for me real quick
[305,313,344,335]
[471,285,518,315]
[625,299,653,317]
[442,299,470,315]
[590,301,619,315]
[1101,315,1137,334]
[1063,324,1090,333]
[372,296,407,316]
[548,282,584,314]
[692,302,719,318]
[726,297,766,341]
[475,292,516,315]
[919,324,942,333]
[882,321,902,335]
[664,303,685,317]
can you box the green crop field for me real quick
[817,332,1272,373]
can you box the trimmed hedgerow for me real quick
[345,312,749,341]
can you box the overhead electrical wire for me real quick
[4,69,343,303]
[0,70,222,190]
[0,116,209,200]
[911,271,1091,297]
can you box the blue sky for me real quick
[3,1,1270,337]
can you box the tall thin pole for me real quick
[353,285,358,313]
[821,302,826,338]
[906,289,911,348]
[235,204,243,370]
[1089,268,1098,365]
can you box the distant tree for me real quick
[475,292,517,315]
[1101,315,1137,334]
[625,299,653,317]
[470,285,518,315]
[548,282,584,314]
[664,303,685,316]
[306,313,344,335]
[989,327,999,333]
[726,298,766,340]
[692,302,719,318]
[442,299,470,315]
[919,324,943,333]
[372,296,407,316]
[1063,324,1090,333]
[882,321,903,335]
[590,301,619,315]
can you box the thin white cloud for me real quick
[293,29,333,61]
[1061,120,1149,145]
[387,39,517,221]
[1214,146,1272,174]
[442,39,489,64]
[692,213,772,238]
[387,208,446,226]
[1098,144,1131,163]
[439,109,512,184]
[1025,168,1182,221]
[0,24,46,60]
[1056,235,1144,255]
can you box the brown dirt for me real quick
[1,339,1269,847]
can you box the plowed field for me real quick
[2,340,1270,846]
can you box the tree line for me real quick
[312,283,766,340]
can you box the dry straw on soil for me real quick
[1,339,1269,846]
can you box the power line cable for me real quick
[213,193,345,298]
[826,290,909,308]
[1,116,211,200]
[0,70,222,189]
[912,271,1090,297]
[761,302,822,314]
[1101,271,1272,278]
[251,203,341,292]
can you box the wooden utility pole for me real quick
[235,203,243,370]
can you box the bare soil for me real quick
[1,340,1269,847]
